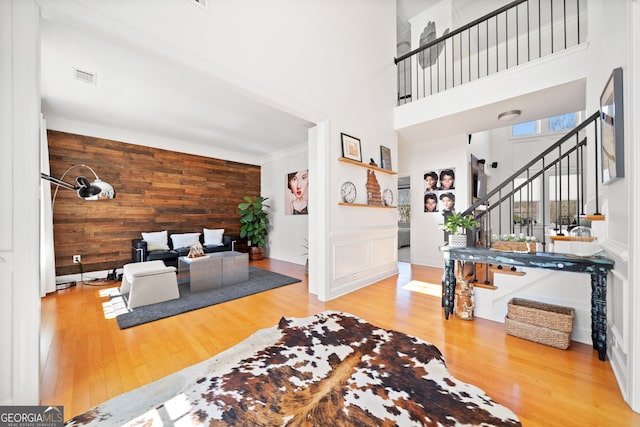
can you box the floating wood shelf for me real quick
[338,157,397,175]
[585,214,606,221]
[338,202,396,209]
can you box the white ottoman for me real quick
[121,261,179,309]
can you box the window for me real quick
[511,111,581,138]
[398,188,411,222]
[549,201,578,225]
[512,120,538,137]
[548,113,577,132]
[511,174,580,226]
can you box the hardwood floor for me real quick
[40,259,639,425]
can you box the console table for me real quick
[441,247,614,361]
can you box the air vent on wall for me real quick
[73,68,97,85]
[186,0,209,11]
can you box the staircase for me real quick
[396,0,603,286]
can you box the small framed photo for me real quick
[380,146,392,170]
[600,67,624,184]
[341,133,362,162]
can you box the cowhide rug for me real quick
[66,311,520,426]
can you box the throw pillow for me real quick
[142,230,169,251]
[204,228,225,246]
[171,232,201,249]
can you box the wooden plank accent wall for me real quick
[47,130,261,276]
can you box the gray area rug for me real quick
[115,266,301,329]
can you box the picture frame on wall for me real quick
[341,133,362,162]
[600,67,624,184]
[380,146,392,171]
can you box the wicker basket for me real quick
[505,298,575,349]
[505,316,572,349]
[507,298,574,332]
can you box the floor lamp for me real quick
[41,164,115,287]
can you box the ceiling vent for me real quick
[186,0,209,11]
[73,68,97,85]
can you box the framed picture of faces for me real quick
[423,167,456,213]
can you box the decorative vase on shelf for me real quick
[440,212,478,249]
[448,234,467,247]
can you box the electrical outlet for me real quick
[73,255,81,264]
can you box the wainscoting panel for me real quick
[329,227,398,300]
[372,236,397,266]
[333,242,370,280]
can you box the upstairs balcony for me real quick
[396,0,587,106]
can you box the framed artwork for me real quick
[341,133,362,162]
[285,169,309,215]
[600,67,624,184]
[380,146,392,170]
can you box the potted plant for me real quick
[440,212,479,247]
[238,196,270,260]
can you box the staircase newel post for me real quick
[593,117,602,215]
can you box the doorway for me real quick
[397,176,410,262]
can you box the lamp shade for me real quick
[75,176,102,199]
[41,164,116,204]
[92,178,115,199]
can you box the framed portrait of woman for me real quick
[285,169,309,215]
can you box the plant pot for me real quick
[249,247,263,260]
[448,234,467,248]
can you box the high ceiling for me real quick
[40,1,441,165]
[39,3,314,165]
[40,1,584,164]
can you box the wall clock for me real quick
[340,181,357,203]
[382,188,394,206]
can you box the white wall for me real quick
[398,133,469,267]
[584,0,633,411]
[262,143,309,265]
[0,0,41,405]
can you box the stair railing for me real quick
[396,0,586,105]
[461,111,601,251]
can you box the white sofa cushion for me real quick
[171,232,201,249]
[141,230,169,251]
[204,228,225,246]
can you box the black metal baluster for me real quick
[505,11,509,69]
[468,28,471,83]
[576,134,582,216]
[558,145,563,234]
[563,0,567,49]
[577,0,581,44]
[551,0,555,53]
[496,15,499,72]
[538,0,542,58]
[516,4,520,65]
[430,45,434,96]
[527,0,531,61]
[593,117,601,215]
[541,158,547,250]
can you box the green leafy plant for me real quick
[440,212,479,235]
[238,196,270,248]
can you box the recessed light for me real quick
[498,110,521,121]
